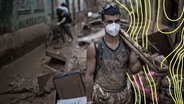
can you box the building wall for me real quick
[0,0,54,67]
[0,0,53,34]
[0,0,14,34]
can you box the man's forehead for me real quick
[104,14,120,20]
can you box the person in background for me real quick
[56,2,73,42]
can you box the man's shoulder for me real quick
[87,39,103,51]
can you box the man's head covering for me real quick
[58,5,69,14]
[101,5,120,21]
[103,5,120,15]
[61,2,68,7]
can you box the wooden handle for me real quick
[120,29,159,72]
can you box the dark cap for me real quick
[103,5,120,15]
[101,5,120,21]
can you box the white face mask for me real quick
[105,23,120,37]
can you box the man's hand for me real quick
[136,52,158,65]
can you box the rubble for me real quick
[3,76,39,94]
[0,73,56,104]
[37,73,55,95]
[1,76,37,104]
[10,92,35,104]
[46,50,67,63]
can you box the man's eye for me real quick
[106,20,113,24]
[115,19,120,23]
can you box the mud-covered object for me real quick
[6,76,39,94]
[10,92,35,104]
[4,75,55,104]
[4,76,38,104]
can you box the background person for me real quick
[56,3,73,43]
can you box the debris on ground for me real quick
[1,72,56,104]
[3,76,39,94]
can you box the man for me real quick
[56,3,73,42]
[85,5,143,104]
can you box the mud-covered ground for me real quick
[0,43,88,104]
[0,44,47,104]
[0,22,103,104]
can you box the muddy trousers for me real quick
[92,84,133,104]
[60,25,73,42]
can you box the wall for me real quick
[11,0,52,31]
[0,0,52,34]
[0,0,14,34]
[0,0,54,67]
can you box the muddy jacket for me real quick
[94,37,130,92]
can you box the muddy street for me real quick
[0,43,86,104]
[0,22,103,104]
[0,44,46,104]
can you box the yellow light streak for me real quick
[126,73,138,104]
[136,0,144,45]
[146,65,158,104]
[129,0,136,38]
[138,73,147,104]
[143,66,155,104]
[156,0,184,34]
[163,0,184,22]
[115,0,133,33]
[133,75,142,104]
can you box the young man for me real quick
[85,5,143,104]
[56,3,73,42]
